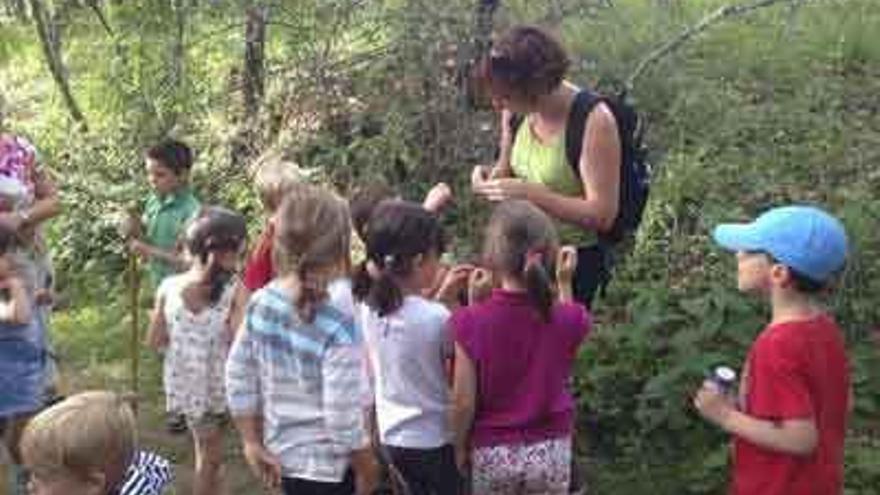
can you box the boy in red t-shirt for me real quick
[229,155,306,333]
[694,205,851,495]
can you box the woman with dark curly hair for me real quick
[471,25,622,308]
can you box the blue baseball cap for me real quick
[712,205,849,283]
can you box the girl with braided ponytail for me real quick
[450,200,591,494]
[226,185,378,495]
[146,205,247,495]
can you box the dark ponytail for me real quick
[202,254,234,303]
[184,206,247,304]
[352,260,373,303]
[352,257,405,318]
[523,253,555,322]
[353,200,444,317]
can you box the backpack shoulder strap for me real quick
[565,90,604,178]
[508,112,524,141]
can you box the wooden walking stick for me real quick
[122,208,142,415]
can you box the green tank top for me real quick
[510,119,596,246]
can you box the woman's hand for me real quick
[242,441,282,491]
[473,178,534,202]
[471,165,491,191]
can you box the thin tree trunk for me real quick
[171,0,186,92]
[458,0,499,109]
[28,0,87,130]
[9,0,28,20]
[243,4,267,118]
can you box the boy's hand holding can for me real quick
[694,366,738,428]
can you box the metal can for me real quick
[710,365,737,394]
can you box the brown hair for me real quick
[273,184,351,323]
[184,206,247,303]
[479,25,570,103]
[145,139,193,176]
[20,391,136,489]
[482,200,559,321]
[349,181,397,242]
[352,200,445,317]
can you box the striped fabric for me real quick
[226,279,368,483]
[116,450,173,495]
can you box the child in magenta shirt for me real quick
[451,200,591,495]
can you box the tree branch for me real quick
[28,0,87,131]
[626,0,795,92]
[86,0,114,37]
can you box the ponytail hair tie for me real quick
[365,260,382,280]
[525,249,544,268]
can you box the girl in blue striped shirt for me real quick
[227,184,378,495]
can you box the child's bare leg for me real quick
[3,415,31,464]
[3,415,32,495]
[192,421,225,495]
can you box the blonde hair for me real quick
[251,151,305,211]
[20,391,136,486]
[273,184,351,323]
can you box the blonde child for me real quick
[19,390,172,495]
[451,200,591,494]
[147,206,246,495]
[352,200,474,494]
[229,154,306,333]
[226,185,377,495]
[241,153,305,294]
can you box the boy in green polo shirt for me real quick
[129,139,201,289]
[129,139,200,435]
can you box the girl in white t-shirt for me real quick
[147,206,246,495]
[353,200,471,495]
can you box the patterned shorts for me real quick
[471,437,571,495]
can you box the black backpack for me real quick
[510,89,650,244]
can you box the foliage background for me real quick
[1,0,879,493]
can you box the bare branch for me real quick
[28,0,87,131]
[626,0,795,92]
[85,0,114,37]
